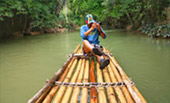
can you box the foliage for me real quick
[68,0,170,37]
[142,23,170,38]
[24,0,59,29]
[0,0,64,30]
[0,0,27,20]
[0,0,170,38]
[69,0,105,25]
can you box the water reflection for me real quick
[142,36,170,46]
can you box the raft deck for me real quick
[28,44,147,103]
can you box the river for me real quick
[0,30,170,103]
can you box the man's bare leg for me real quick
[83,40,93,52]
[83,40,104,62]
[83,40,110,69]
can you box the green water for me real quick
[0,30,170,103]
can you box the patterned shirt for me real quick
[80,25,106,44]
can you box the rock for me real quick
[13,32,23,37]
[126,25,133,31]
[44,27,66,33]
[30,32,41,35]
[57,27,66,32]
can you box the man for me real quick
[80,14,110,69]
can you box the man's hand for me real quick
[96,22,106,38]
[91,22,97,30]
[84,22,104,37]
[96,23,102,32]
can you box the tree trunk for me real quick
[166,7,170,23]
[64,0,69,24]
[126,13,133,26]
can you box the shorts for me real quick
[82,44,103,55]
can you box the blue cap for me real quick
[85,14,95,24]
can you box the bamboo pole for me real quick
[70,59,86,103]
[35,86,52,103]
[79,48,82,53]
[42,58,75,103]
[28,55,73,103]
[123,70,147,103]
[52,58,78,103]
[110,55,146,102]
[90,58,97,103]
[81,59,90,103]
[108,53,145,103]
[104,49,134,103]
[96,62,107,103]
[76,45,82,54]
[102,66,117,103]
[73,44,81,54]
[29,44,80,103]
[30,45,146,103]
[42,44,81,103]
[60,59,83,103]
[77,48,82,54]
[109,61,134,103]
[107,64,127,103]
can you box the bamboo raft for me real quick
[28,44,147,103]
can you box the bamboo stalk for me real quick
[70,59,86,103]
[79,48,82,53]
[52,59,78,103]
[28,55,73,103]
[104,49,129,102]
[96,62,107,103]
[90,58,97,103]
[73,44,81,54]
[41,45,80,103]
[102,66,117,103]
[76,48,82,54]
[29,45,146,103]
[76,45,82,54]
[30,44,80,103]
[35,86,52,103]
[42,58,75,103]
[110,55,146,102]
[60,59,83,103]
[109,61,134,103]
[108,54,144,103]
[104,48,134,103]
[107,64,127,103]
[81,59,90,103]
[123,70,147,103]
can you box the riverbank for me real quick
[1,0,169,39]
[0,27,72,38]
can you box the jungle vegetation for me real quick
[0,0,169,38]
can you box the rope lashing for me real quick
[54,81,134,88]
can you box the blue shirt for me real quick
[80,25,106,44]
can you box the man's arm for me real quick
[84,23,97,37]
[96,23,106,38]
